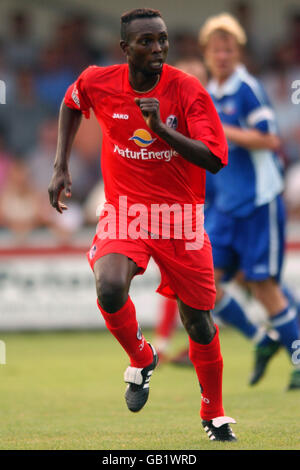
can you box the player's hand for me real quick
[135,98,162,132]
[48,168,72,214]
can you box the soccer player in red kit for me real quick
[48,8,237,442]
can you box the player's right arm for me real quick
[48,67,93,213]
[48,102,82,213]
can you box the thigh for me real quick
[87,233,151,276]
[150,233,216,311]
[93,253,139,291]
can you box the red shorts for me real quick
[87,232,216,311]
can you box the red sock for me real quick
[156,298,178,339]
[97,296,153,368]
[189,325,224,421]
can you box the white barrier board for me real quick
[0,250,299,330]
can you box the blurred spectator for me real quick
[4,11,37,70]
[170,31,202,63]
[73,111,102,162]
[0,155,83,244]
[34,44,75,112]
[84,181,105,225]
[230,1,258,73]
[27,116,100,204]
[284,163,300,219]
[0,67,52,155]
[174,58,208,85]
[52,16,103,73]
[99,39,127,66]
[0,135,12,189]
[0,160,44,240]
[289,12,300,65]
[262,12,300,166]
[0,41,16,106]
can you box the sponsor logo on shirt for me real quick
[113,128,177,162]
[113,144,177,162]
[113,113,129,120]
[129,129,156,148]
[166,115,178,129]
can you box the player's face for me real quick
[204,31,240,82]
[122,17,169,76]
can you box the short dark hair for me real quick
[120,8,162,40]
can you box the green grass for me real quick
[0,328,299,450]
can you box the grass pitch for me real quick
[0,327,299,450]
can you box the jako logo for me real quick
[113,113,129,119]
[129,129,156,148]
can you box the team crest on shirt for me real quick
[129,129,156,148]
[221,100,236,115]
[166,115,178,129]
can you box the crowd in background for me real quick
[0,2,299,244]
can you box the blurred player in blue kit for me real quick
[200,13,300,389]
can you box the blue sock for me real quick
[213,293,258,340]
[270,304,299,358]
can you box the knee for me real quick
[95,274,128,313]
[251,279,273,303]
[180,309,216,345]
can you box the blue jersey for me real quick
[207,65,283,217]
[204,171,216,234]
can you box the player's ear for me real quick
[120,40,128,55]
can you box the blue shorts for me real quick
[206,195,286,282]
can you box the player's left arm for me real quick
[222,124,280,150]
[135,97,223,174]
[222,82,281,151]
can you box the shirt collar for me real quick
[207,64,246,99]
[123,63,167,95]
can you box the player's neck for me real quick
[216,75,230,85]
[129,70,160,93]
[215,68,236,86]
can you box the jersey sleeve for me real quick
[181,75,228,166]
[241,81,277,134]
[64,66,95,119]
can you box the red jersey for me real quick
[64,64,227,232]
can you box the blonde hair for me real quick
[199,13,247,47]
